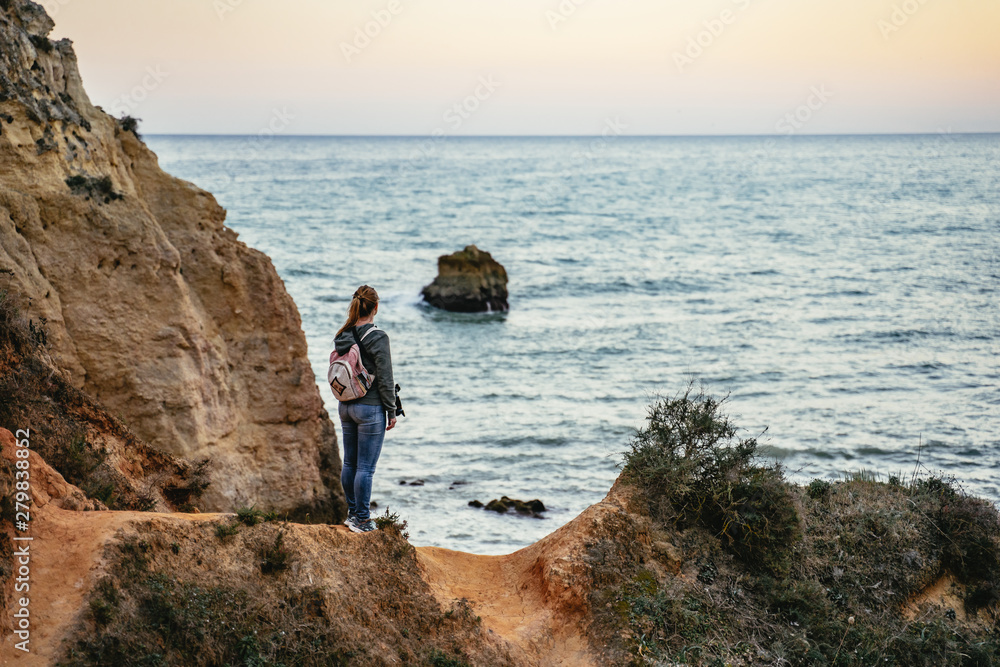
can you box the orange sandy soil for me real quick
[1,506,223,665]
[0,427,615,665]
[417,522,602,666]
[0,509,603,666]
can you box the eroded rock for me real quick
[421,245,509,313]
[0,0,345,520]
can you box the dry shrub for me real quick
[600,389,1000,666]
[622,384,800,575]
[914,477,1000,585]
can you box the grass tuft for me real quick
[258,530,290,575]
[235,505,279,526]
[215,522,240,540]
[427,648,471,667]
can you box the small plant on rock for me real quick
[215,521,240,540]
[259,530,290,575]
[65,174,123,204]
[117,115,142,139]
[236,505,278,526]
[374,507,409,539]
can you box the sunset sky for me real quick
[39,0,1000,136]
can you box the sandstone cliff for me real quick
[0,288,210,515]
[0,0,345,519]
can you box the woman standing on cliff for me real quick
[334,286,397,533]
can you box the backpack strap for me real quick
[352,325,378,363]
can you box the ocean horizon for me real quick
[145,132,1000,138]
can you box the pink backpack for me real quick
[328,326,378,401]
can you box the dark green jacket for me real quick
[334,322,395,419]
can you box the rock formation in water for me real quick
[0,0,344,520]
[480,495,547,517]
[421,245,509,312]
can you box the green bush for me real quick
[603,392,1000,666]
[117,115,142,139]
[215,522,239,540]
[88,579,120,627]
[621,384,800,575]
[426,649,470,667]
[913,477,1000,587]
[235,505,278,526]
[807,478,832,500]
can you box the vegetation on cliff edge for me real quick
[60,519,506,667]
[597,385,1000,666]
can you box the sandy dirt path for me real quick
[2,507,225,665]
[2,508,600,666]
[416,533,599,666]
[0,427,612,667]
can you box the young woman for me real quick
[333,285,397,533]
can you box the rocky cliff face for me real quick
[0,0,345,519]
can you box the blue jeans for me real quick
[339,402,386,523]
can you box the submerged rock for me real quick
[421,245,509,313]
[478,495,546,518]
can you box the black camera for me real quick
[394,384,405,417]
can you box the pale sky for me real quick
[39,0,1000,135]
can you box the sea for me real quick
[146,134,1000,555]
